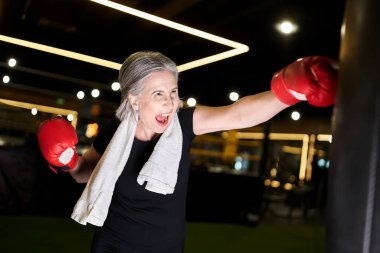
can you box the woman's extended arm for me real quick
[193,91,288,135]
[193,56,338,135]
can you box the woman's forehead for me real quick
[141,71,178,90]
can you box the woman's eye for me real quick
[153,92,164,101]
[171,89,178,96]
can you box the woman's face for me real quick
[130,70,179,140]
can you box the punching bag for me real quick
[327,0,380,252]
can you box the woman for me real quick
[38,51,338,253]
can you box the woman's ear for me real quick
[129,94,139,111]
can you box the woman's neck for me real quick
[135,121,159,141]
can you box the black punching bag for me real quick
[327,0,380,252]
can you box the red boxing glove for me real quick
[271,56,339,107]
[37,116,79,173]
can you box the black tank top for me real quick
[92,107,195,252]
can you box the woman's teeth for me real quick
[156,114,170,124]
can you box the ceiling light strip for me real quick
[90,0,249,70]
[0,34,121,70]
[177,48,247,72]
[0,1,249,72]
[0,98,78,127]
[90,0,249,50]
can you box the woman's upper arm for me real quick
[192,91,289,135]
[193,105,234,135]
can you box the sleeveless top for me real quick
[92,107,195,252]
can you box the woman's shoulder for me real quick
[178,107,196,138]
[178,106,195,122]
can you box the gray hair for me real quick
[115,51,178,121]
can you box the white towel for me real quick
[71,111,183,226]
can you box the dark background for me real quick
[0,0,345,116]
[0,0,344,222]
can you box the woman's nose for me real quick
[163,94,174,106]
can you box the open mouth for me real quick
[155,113,170,126]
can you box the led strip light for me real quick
[0,98,78,127]
[269,133,310,181]
[0,34,121,70]
[0,0,249,72]
[231,132,311,181]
